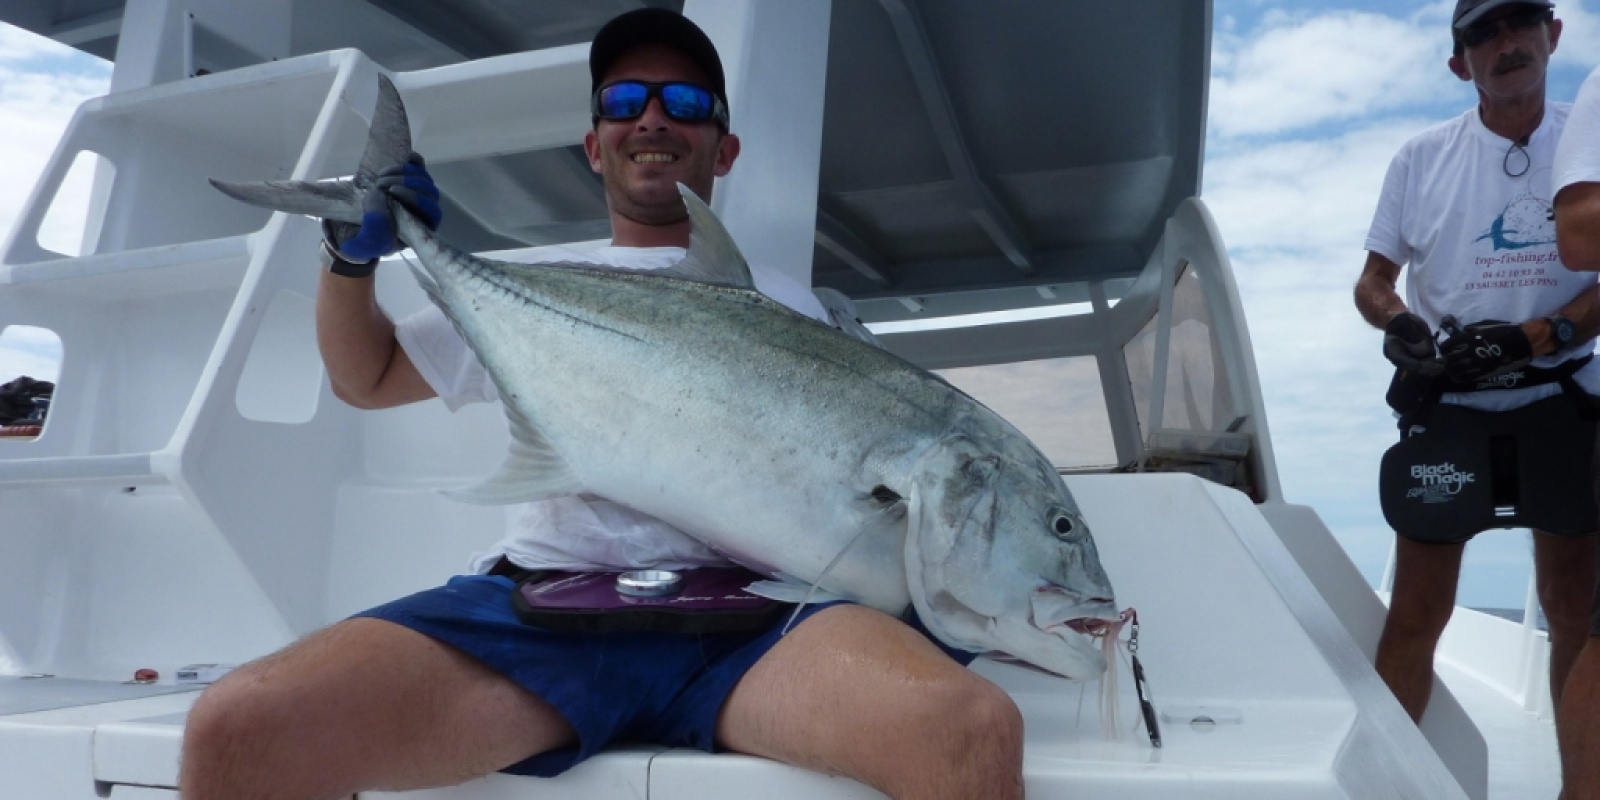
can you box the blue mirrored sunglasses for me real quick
[592,81,729,128]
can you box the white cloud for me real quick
[1210,11,1450,138]
[0,42,109,258]
[0,326,62,383]
[0,23,80,64]
[0,25,105,384]
[1206,117,1436,255]
[1553,1,1600,69]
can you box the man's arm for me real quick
[1556,183,1600,272]
[1355,251,1410,328]
[1526,282,1600,356]
[316,270,436,409]
[1434,282,1600,383]
[317,153,443,410]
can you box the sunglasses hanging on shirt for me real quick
[1504,134,1531,178]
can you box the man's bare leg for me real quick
[1375,536,1465,722]
[179,618,576,800]
[717,605,1024,800]
[1558,638,1600,800]
[1533,530,1599,711]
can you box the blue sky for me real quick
[1,2,1598,608]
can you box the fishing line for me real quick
[777,528,876,633]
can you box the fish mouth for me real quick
[1064,617,1114,636]
[1048,609,1120,641]
[1032,586,1119,645]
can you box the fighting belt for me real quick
[509,567,793,634]
[1379,393,1598,544]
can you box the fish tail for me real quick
[209,74,413,225]
[207,177,365,223]
[356,74,413,184]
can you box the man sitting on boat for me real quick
[1354,0,1600,767]
[176,9,1023,800]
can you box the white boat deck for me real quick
[1439,659,1562,800]
[0,603,1560,800]
[0,477,1488,799]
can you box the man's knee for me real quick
[182,664,286,762]
[1383,590,1456,641]
[1541,589,1597,639]
[915,673,1025,769]
[868,674,1024,799]
[1535,545,1599,636]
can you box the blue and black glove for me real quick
[1439,318,1533,384]
[1382,312,1443,376]
[322,152,442,277]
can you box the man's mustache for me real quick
[1493,51,1533,75]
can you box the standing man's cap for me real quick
[590,9,728,110]
[1453,0,1554,29]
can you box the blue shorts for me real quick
[354,574,974,777]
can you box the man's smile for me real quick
[632,152,678,164]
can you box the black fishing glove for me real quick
[1382,312,1443,376]
[322,152,442,277]
[1439,319,1533,383]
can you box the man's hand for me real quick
[326,153,443,266]
[1383,312,1443,376]
[1439,319,1534,383]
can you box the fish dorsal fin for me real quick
[357,75,412,186]
[665,183,755,289]
[444,394,586,505]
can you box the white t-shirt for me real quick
[1555,66,1600,200]
[395,244,836,574]
[1366,102,1600,411]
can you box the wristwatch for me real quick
[1546,315,1577,351]
[320,219,379,278]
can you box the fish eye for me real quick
[1049,510,1076,539]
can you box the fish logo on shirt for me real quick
[1475,184,1556,252]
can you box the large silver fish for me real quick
[212,76,1119,679]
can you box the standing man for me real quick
[177,9,1025,800]
[1554,60,1600,800]
[1354,0,1600,727]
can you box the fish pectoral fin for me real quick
[664,184,756,289]
[744,578,848,605]
[443,403,584,505]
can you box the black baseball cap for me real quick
[590,9,729,114]
[1453,0,1553,29]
